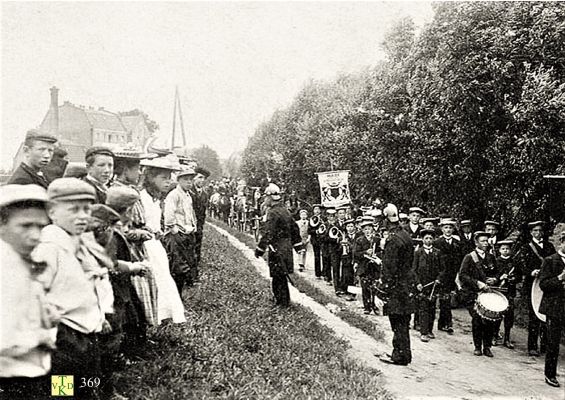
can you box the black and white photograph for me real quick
[1,1,564,399]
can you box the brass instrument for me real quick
[309,215,321,228]
[329,226,350,255]
[316,223,327,235]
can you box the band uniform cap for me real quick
[106,186,140,210]
[408,207,425,215]
[140,154,181,171]
[484,220,500,227]
[344,218,355,226]
[355,216,363,223]
[326,208,337,215]
[473,231,490,240]
[527,221,545,229]
[91,204,121,224]
[420,228,436,237]
[336,206,349,212]
[498,239,514,246]
[25,129,57,144]
[383,203,399,223]
[360,220,375,228]
[439,218,457,227]
[47,178,96,202]
[85,146,115,160]
[312,203,324,209]
[399,212,408,219]
[299,209,308,214]
[0,184,48,208]
[178,166,197,178]
[194,167,211,178]
[361,216,375,222]
[460,219,472,226]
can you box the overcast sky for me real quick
[1,1,434,168]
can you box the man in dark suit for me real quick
[255,184,303,307]
[406,207,425,240]
[379,204,416,366]
[9,130,57,188]
[434,219,463,334]
[522,220,556,356]
[538,231,565,388]
[189,167,211,270]
[459,219,474,255]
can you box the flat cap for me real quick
[85,146,115,160]
[106,186,139,211]
[408,207,425,215]
[473,231,490,240]
[195,167,211,178]
[178,166,197,178]
[0,184,48,208]
[47,178,96,202]
[25,129,57,144]
[528,221,545,229]
[91,204,121,224]
[484,220,500,227]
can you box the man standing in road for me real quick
[9,130,58,188]
[379,203,416,366]
[255,183,303,308]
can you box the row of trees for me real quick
[241,2,565,233]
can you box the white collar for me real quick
[475,248,486,257]
[500,255,510,260]
[443,235,452,241]
[532,237,543,245]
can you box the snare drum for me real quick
[474,290,509,321]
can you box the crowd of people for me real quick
[259,187,564,388]
[1,130,211,399]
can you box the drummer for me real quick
[458,231,499,357]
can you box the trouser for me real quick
[360,277,375,311]
[419,297,436,335]
[527,296,547,351]
[332,257,342,293]
[438,293,453,329]
[51,324,101,399]
[299,247,307,266]
[468,307,495,350]
[341,258,354,292]
[164,231,196,293]
[0,376,50,400]
[321,250,332,281]
[312,242,322,277]
[272,273,290,307]
[389,314,412,364]
[545,316,565,379]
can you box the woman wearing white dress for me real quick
[139,155,186,324]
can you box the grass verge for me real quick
[210,218,385,343]
[117,224,391,399]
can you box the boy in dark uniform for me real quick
[340,219,357,298]
[322,209,341,288]
[459,220,474,255]
[353,220,380,314]
[496,240,521,349]
[414,229,444,342]
[9,130,58,189]
[307,204,324,279]
[459,231,499,357]
[406,207,424,239]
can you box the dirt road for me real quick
[211,223,565,399]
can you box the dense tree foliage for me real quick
[190,145,222,180]
[241,2,565,232]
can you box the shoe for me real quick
[445,327,454,335]
[379,356,408,366]
[427,332,435,339]
[483,348,494,357]
[503,341,515,349]
[473,348,483,356]
[528,349,540,357]
[545,376,560,388]
[421,334,430,343]
[364,310,371,315]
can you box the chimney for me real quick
[49,86,59,135]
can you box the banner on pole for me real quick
[316,170,351,208]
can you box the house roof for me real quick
[84,109,126,132]
[120,115,142,131]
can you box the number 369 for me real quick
[80,377,101,388]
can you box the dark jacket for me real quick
[434,236,463,292]
[458,250,497,306]
[381,226,416,315]
[538,253,565,319]
[257,203,302,276]
[8,162,50,188]
[459,232,475,256]
[496,256,521,298]
[413,247,444,294]
[307,215,323,246]
[82,175,107,204]
[189,187,209,232]
[522,240,556,295]
[352,233,379,278]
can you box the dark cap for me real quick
[195,167,211,178]
[25,129,57,144]
[106,186,139,211]
[47,178,96,202]
[85,146,115,160]
[91,204,121,224]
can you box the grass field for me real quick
[116,225,391,399]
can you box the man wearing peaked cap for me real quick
[9,129,58,189]
[84,146,115,204]
[0,184,55,392]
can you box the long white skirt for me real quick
[143,238,186,324]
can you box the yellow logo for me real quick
[51,375,74,396]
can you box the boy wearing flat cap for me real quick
[33,178,115,398]
[0,185,55,397]
[189,166,211,270]
[495,240,521,349]
[522,220,556,357]
[9,129,58,189]
[84,146,115,204]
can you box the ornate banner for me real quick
[316,170,351,208]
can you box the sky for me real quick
[1,1,434,169]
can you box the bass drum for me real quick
[531,277,546,323]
